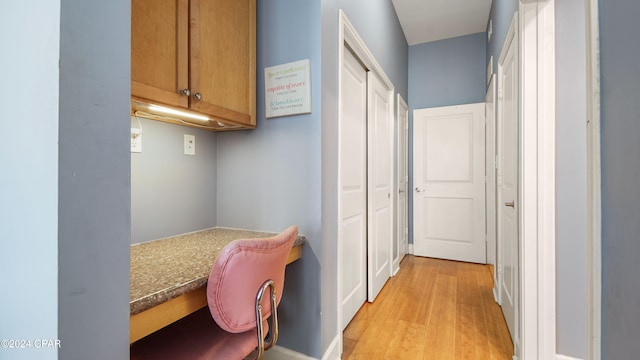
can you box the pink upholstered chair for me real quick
[130,225,299,360]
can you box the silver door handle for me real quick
[415,187,423,193]
[505,201,514,208]
[399,189,405,193]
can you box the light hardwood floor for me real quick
[343,255,513,360]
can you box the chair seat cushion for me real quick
[130,307,265,360]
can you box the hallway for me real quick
[343,256,513,359]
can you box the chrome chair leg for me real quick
[254,280,278,360]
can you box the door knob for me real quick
[193,92,202,100]
[505,201,515,208]
[415,187,422,193]
[180,88,191,96]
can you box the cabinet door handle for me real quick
[193,92,202,100]
[180,89,191,96]
[505,201,515,208]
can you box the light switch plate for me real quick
[184,134,195,155]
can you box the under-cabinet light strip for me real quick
[148,104,210,122]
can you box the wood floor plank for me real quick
[423,274,457,360]
[383,320,427,360]
[455,262,487,359]
[343,256,513,360]
[455,303,484,359]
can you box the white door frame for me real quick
[586,0,602,358]
[519,2,601,359]
[517,1,556,359]
[336,9,395,356]
[393,94,409,275]
[485,74,497,281]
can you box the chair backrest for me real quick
[207,225,298,333]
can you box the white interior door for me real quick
[497,21,519,341]
[367,70,392,302]
[394,95,409,273]
[339,48,367,330]
[413,104,486,264]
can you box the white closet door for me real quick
[340,48,367,329]
[367,70,392,302]
[498,22,519,341]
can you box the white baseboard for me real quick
[262,345,318,360]
[408,244,414,255]
[493,286,500,304]
[556,354,584,360]
[512,353,583,360]
[392,258,400,276]
[321,334,341,360]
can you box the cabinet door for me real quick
[189,0,256,127]
[131,0,189,108]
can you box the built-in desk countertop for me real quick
[130,228,304,343]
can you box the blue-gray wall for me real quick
[486,0,518,82]
[326,2,409,100]
[600,1,640,358]
[131,118,217,244]
[0,2,60,359]
[409,33,487,110]
[58,0,131,359]
[321,0,408,356]
[407,33,487,246]
[555,0,588,357]
[216,0,322,357]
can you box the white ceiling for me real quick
[391,0,493,45]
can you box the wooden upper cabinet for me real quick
[190,0,256,127]
[131,0,189,109]
[131,0,256,130]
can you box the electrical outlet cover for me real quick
[131,133,142,153]
[184,134,195,155]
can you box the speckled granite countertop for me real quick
[130,227,305,315]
